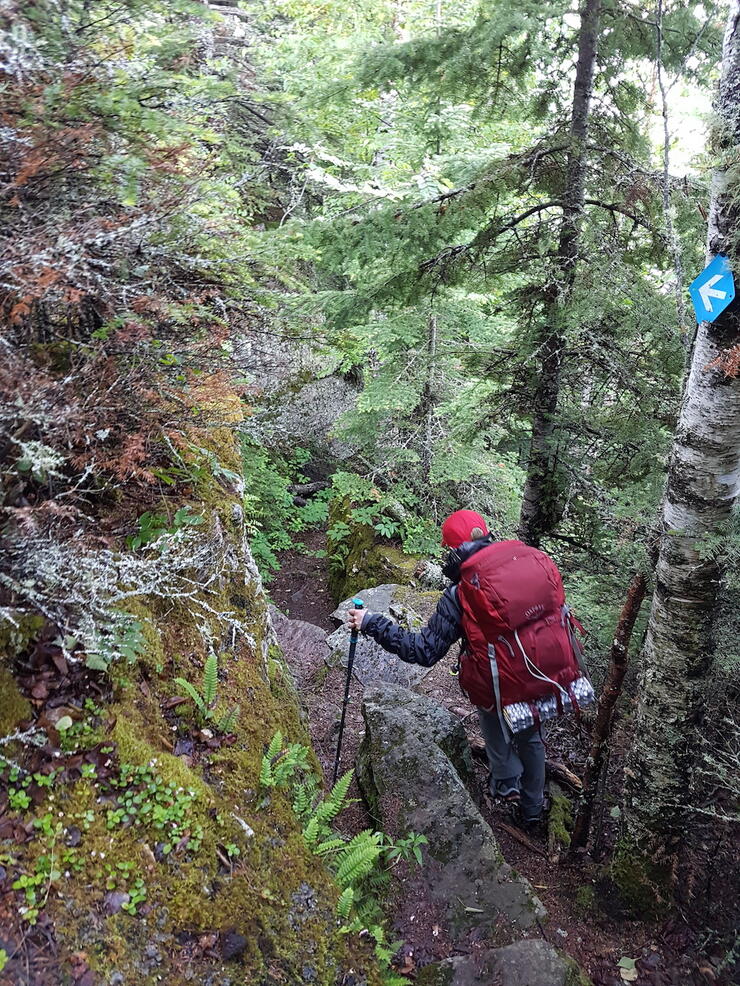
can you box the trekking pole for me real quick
[332,597,364,785]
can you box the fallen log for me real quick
[497,821,548,857]
[546,761,583,793]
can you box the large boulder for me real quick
[416,940,592,986]
[356,683,545,936]
[326,497,420,603]
[269,605,330,688]
[327,586,441,688]
[267,374,360,459]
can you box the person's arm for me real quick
[346,586,462,668]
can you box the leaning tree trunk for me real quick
[570,571,648,852]
[518,0,602,547]
[623,0,740,865]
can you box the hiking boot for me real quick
[518,812,547,839]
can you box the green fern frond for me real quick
[203,654,218,707]
[266,731,282,760]
[259,731,285,786]
[334,830,383,889]
[259,756,273,788]
[292,779,318,819]
[174,677,205,714]
[314,768,354,826]
[303,816,320,845]
[217,705,239,733]
[336,886,354,919]
[314,837,346,856]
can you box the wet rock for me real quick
[416,939,592,985]
[221,930,248,961]
[357,683,545,935]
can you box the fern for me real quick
[259,732,281,787]
[314,837,346,856]
[265,731,283,761]
[292,776,319,819]
[302,815,320,845]
[336,886,354,920]
[203,654,218,708]
[334,830,384,889]
[174,677,206,715]
[217,705,240,733]
[259,732,310,789]
[310,769,354,836]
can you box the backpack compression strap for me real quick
[487,643,511,741]
[561,604,589,678]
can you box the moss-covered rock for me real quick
[0,666,32,737]
[327,497,419,602]
[609,837,672,920]
[0,428,383,986]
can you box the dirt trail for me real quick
[269,540,732,986]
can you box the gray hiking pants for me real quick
[477,708,545,821]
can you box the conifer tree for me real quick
[270,0,717,541]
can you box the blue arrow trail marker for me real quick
[689,254,735,323]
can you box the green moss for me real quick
[119,598,165,676]
[574,884,597,917]
[0,609,44,663]
[0,667,32,737]
[610,837,672,920]
[327,498,420,603]
[547,784,573,853]
[562,952,594,986]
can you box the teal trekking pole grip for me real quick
[333,598,364,785]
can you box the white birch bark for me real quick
[624,0,740,852]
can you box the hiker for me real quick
[345,510,592,827]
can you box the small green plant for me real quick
[386,832,428,867]
[174,654,240,732]
[127,506,204,550]
[12,833,62,925]
[259,731,311,789]
[105,762,203,853]
[0,948,7,972]
[104,861,147,915]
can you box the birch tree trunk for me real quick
[623,0,740,863]
[518,0,601,547]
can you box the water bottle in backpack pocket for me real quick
[456,540,594,731]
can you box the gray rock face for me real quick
[327,585,432,688]
[357,683,545,935]
[269,375,359,458]
[269,606,330,688]
[417,940,591,986]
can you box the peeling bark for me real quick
[624,0,740,856]
[518,0,602,547]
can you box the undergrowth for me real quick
[260,732,427,984]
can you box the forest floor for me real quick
[270,534,736,986]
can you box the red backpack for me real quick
[456,540,589,724]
